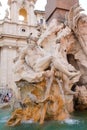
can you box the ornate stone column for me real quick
[28,0,37,26]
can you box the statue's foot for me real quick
[65,90,78,95]
[69,71,80,80]
[36,96,49,103]
[44,69,54,78]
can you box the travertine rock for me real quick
[74,86,87,110]
[7,79,69,126]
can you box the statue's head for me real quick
[27,25,42,46]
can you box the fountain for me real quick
[0,3,87,129]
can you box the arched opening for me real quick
[19,8,27,22]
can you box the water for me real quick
[0,109,87,130]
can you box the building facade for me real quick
[0,0,45,92]
[35,10,45,27]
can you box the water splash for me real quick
[0,115,10,123]
[22,119,34,124]
[61,118,80,125]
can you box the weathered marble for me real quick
[7,4,87,126]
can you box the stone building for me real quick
[45,0,79,24]
[0,0,45,89]
[35,10,45,27]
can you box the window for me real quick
[22,29,26,32]
[19,8,27,22]
[40,19,43,24]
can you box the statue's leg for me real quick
[14,60,24,73]
[44,71,54,100]
[37,66,54,103]
[33,55,52,72]
[52,57,80,79]
[62,74,77,95]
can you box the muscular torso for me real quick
[25,46,43,68]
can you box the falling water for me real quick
[56,78,68,114]
[56,78,65,103]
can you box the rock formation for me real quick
[7,4,87,126]
[74,85,87,110]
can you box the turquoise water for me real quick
[0,109,87,130]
